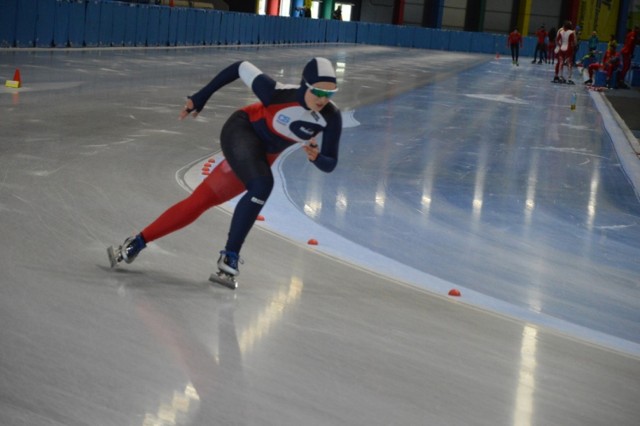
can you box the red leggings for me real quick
[141,154,278,243]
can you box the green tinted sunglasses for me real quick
[305,81,338,98]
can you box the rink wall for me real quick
[0,0,520,53]
[0,0,603,58]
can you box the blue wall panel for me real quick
[68,0,85,47]
[36,0,55,47]
[147,6,160,47]
[15,0,38,47]
[175,8,187,46]
[135,5,149,46]
[449,30,471,52]
[53,0,70,47]
[396,26,413,48]
[111,3,127,47]
[469,32,492,53]
[184,8,196,45]
[338,21,355,43]
[0,0,17,47]
[84,1,100,47]
[124,4,137,46]
[157,6,170,46]
[168,7,178,46]
[429,29,450,51]
[326,20,339,43]
[206,11,222,45]
[98,1,114,47]
[231,13,242,45]
[382,25,397,46]
[194,9,206,45]
[4,2,549,66]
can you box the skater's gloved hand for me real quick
[303,139,320,162]
[179,98,199,120]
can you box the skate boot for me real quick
[584,79,593,85]
[552,76,561,83]
[209,251,243,290]
[107,234,146,267]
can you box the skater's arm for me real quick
[187,61,244,113]
[309,111,342,173]
[185,61,277,115]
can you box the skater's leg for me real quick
[224,174,274,253]
[141,159,245,243]
[213,110,282,276]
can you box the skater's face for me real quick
[304,81,337,112]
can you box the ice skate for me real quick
[552,76,561,83]
[209,251,242,290]
[107,234,146,268]
[566,79,575,85]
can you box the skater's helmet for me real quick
[301,57,337,86]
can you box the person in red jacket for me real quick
[532,25,548,64]
[619,26,639,88]
[585,43,621,86]
[507,28,523,66]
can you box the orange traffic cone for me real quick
[5,68,21,88]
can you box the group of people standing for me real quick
[507,25,559,67]
[507,22,639,88]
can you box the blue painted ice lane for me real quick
[281,60,640,345]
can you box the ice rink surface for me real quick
[1,45,639,425]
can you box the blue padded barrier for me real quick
[84,1,100,47]
[382,25,397,47]
[0,0,17,47]
[217,10,229,44]
[355,22,368,44]
[67,0,85,47]
[111,2,127,47]
[326,20,339,43]
[185,8,196,46]
[470,32,494,53]
[53,0,70,47]
[412,27,431,49]
[7,0,600,60]
[249,13,260,44]
[15,0,38,47]
[395,26,409,48]
[124,4,138,47]
[521,36,536,58]
[135,4,149,46]
[492,34,508,56]
[147,5,161,46]
[98,0,114,47]
[157,6,170,46]
[36,0,55,47]
[449,30,472,52]
[231,12,242,45]
[167,7,178,46]
[238,13,251,45]
[209,11,222,45]
[429,29,450,51]
[195,9,207,45]
[175,7,187,46]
